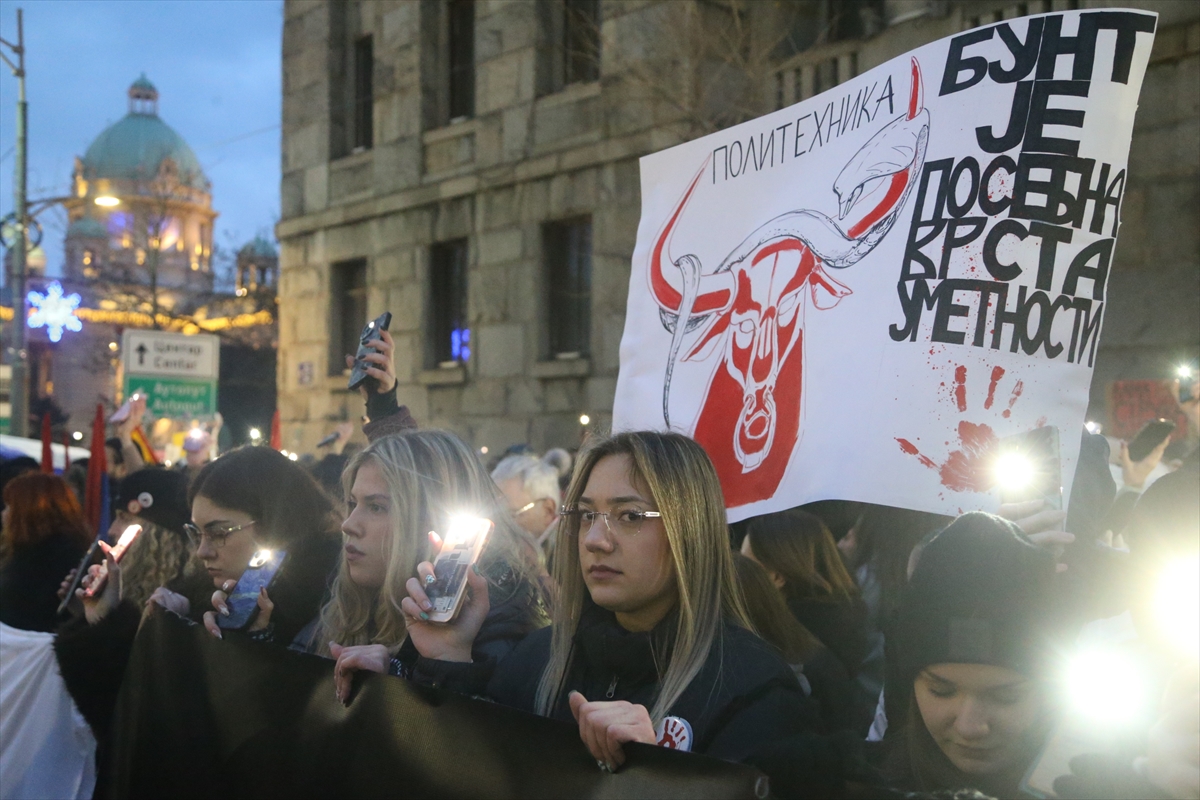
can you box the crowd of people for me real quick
[1,328,1197,799]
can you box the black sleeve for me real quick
[699,680,821,763]
[53,600,143,738]
[746,731,882,800]
[365,383,399,423]
[409,653,498,695]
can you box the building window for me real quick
[353,35,374,151]
[543,217,592,358]
[329,259,367,376]
[448,1,475,121]
[429,239,469,366]
[537,0,600,96]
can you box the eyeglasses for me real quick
[184,520,256,549]
[559,506,663,536]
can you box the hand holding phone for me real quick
[1126,419,1175,463]
[347,312,393,392]
[82,524,142,599]
[217,549,287,629]
[425,517,492,623]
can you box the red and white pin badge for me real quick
[655,716,693,751]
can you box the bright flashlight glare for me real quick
[249,428,262,440]
[443,515,490,548]
[248,549,273,568]
[94,195,120,207]
[1178,365,1194,379]
[994,452,1034,490]
[1065,647,1150,726]
[1084,421,1101,435]
[115,524,142,550]
[580,414,591,426]
[288,452,299,461]
[187,427,204,440]
[1153,556,1200,658]
[72,431,84,441]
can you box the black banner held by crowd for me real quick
[110,611,767,799]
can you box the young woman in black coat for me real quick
[0,472,90,632]
[393,431,817,768]
[306,429,547,697]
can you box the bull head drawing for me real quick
[649,59,929,489]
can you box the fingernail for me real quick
[419,612,429,621]
[219,606,229,617]
[421,600,432,612]
[425,574,435,585]
[215,630,223,639]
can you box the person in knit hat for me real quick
[880,511,1070,797]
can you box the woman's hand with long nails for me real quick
[346,330,397,397]
[329,643,390,704]
[77,542,121,625]
[568,691,657,771]
[399,533,490,663]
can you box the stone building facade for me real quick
[277,0,1199,455]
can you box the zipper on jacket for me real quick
[605,675,618,699]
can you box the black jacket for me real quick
[0,533,87,633]
[787,594,870,677]
[415,604,818,763]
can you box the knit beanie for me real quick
[115,468,191,537]
[891,512,1063,698]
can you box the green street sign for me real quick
[125,376,217,417]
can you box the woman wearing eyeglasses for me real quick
[147,446,342,648]
[399,431,816,769]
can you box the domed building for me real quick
[9,76,277,447]
[63,75,216,296]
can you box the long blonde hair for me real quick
[313,429,541,654]
[535,431,751,724]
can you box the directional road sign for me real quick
[122,330,220,417]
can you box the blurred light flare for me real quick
[1064,646,1150,727]
[993,452,1034,491]
[1153,555,1200,658]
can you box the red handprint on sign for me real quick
[896,365,1025,492]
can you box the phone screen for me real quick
[426,517,492,622]
[995,426,1063,511]
[347,312,393,391]
[219,549,286,629]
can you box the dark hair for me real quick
[743,508,859,602]
[189,446,339,549]
[0,456,40,513]
[1,472,91,557]
[849,504,950,622]
[105,437,125,466]
[731,551,822,664]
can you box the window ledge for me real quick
[531,358,591,379]
[418,365,467,386]
[330,149,373,168]
[535,80,601,110]
[423,117,479,145]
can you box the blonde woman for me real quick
[400,431,815,769]
[314,430,548,701]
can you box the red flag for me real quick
[62,429,71,470]
[40,413,53,473]
[84,404,108,535]
[269,409,281,450]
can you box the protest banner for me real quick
[613,9,1158,520]
[110,611,767,799]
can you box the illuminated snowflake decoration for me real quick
[27,281,83,343]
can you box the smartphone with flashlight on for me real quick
[108,392,141,424]
[425,517,492,623]
[1126,419,1175,463]
[56,524,144,614]
[994,426,1063,515]
[218,549,287,629]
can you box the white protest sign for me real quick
[614,10,1156,521]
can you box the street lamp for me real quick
[94,195,120,208]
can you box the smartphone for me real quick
[108,392,141,424]
[347,312,393,392]
[218,549,287,629]
[82,524,144,599]
[1020,720,1099,798]
[1126,419,1175,462]
[425,517,492,623]
[994,426,1063,513]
